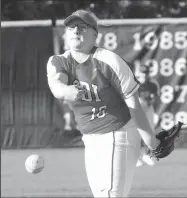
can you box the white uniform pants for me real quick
[82,119,141,197]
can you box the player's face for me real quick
[65,19,97,53]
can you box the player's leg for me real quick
[82,120,141,197]
[83,133,115,197]
[108,121,141,197]
[82,134,102,197]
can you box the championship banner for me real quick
[53,20,187,131]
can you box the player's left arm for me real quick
[107,54,159,149]
[125,91,159,149]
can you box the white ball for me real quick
[25,154,44,174]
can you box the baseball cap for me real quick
[64,10,98,32]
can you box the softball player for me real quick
[47,10,160,197]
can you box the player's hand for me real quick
[65,85,86,101]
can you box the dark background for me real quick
[2,0,187,21]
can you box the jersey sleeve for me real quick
[47,55,68,80]
[94,48,140,100]
[119,61,140,99]
[111,58,140,99]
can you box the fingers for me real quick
[75,87,86,100]
[76,85,86,92]
[77,89,86,97]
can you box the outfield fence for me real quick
[1,18,187,148]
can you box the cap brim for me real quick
[64,15,85,26]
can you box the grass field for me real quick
[1,148,187,197]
